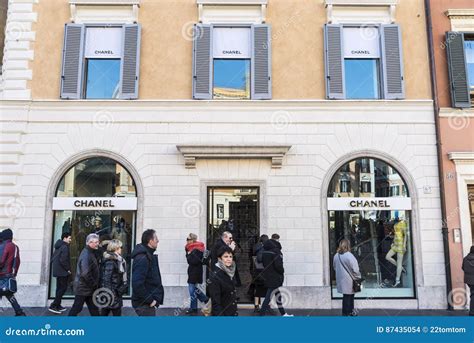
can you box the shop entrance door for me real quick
[207,187,259,303]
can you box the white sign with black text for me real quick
[327,197,412,211]
[213,27,251,59]
[343,27,380,58]
[53,197,137,210]
[85,27,123,59]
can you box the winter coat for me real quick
[51,240,71,277]
[0,239,20,278]
[131,244,164,307]
[186,248,204,284]
[262,239,285,288]
[208,267,237,316]
[333,251,361,295]
[73,247,100,296]
[462,246,474,285]
[100,252,128,309]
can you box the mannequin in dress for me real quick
[385,218,407,287]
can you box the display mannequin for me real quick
[385,218,407,287]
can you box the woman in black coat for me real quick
[249,234,269,312]
[208,246,238,316]
[462,246,474,316]
[99,239,128,316]
[185,233,209,315]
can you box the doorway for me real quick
[207,187,259,303]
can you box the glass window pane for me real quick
[56,157,136,197]
[213,59,250,99]
[85,59,121,99]
[344,59,380,99]
[50,210,135,298]
[465,39,474,103]
[328,158,408,198]
[329,210,415,298]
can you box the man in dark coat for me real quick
[260,234,292,316]
[210,231,232,268]
[462,246,474,316]
[131,229,164,316]
[49,232,72,314]
[0,229,26,316]
[68,233,100,316]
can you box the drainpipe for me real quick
[424,0,453,310]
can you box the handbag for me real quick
[0,277,17,294]
[338,254,363,293]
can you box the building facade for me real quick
[0,0,448,310]
[426,0,474,310]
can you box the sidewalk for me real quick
[0,307,469,317]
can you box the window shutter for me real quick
[324,24,345,99]
[380,24,405,99]
[192,24,213,100]
[446,32,470,108]
[60,24,85,99]
[119,24,141,100]
[251,24,271,100]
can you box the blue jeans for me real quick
[188,283,208,310]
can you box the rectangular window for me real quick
[340,180,351,193]
[361,181,371,193]
[345,59,380,99]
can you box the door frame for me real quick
[200,179,267,253]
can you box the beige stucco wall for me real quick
[29,0,432,100]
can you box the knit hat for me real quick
[1,228,13,240]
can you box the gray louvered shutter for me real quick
[324,24,345,99]
[192,24,212,100]
[60,24,85,99]
[446,32,470,108]
[119,24,141,99]
[251,24,271,100]
[380,24,405,99]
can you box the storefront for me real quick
[48,156,138,298]
[326,157,416,299]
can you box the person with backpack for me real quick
[99,239,128,316]
[462,245,474,316]
[333,238,361,316]
[131,229,164,316]
[68,233,100,316]
[260,234,293,317]
[250,234,268,313]
[0,229,26,316]
[49,232,72,314]
[184,233,210,315]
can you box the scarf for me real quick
[103,252,128,282]
[216,260,236,279]
[186,241,205,253]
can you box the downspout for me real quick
[424,0,453,310]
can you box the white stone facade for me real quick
[0,99,447,309]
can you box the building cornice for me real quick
[448,152,474,164]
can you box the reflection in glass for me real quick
[465,40,474,104]
[213,59,250,99]
[328,158,408,198]
[344,59,380,99]
[56,157,136,198]
[50,210,135,298]
[85,59,120,99]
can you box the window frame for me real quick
[463,34,474,105]
[211,24,253,100]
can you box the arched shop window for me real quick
[49,157,137,298]
[327,157,415,298]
